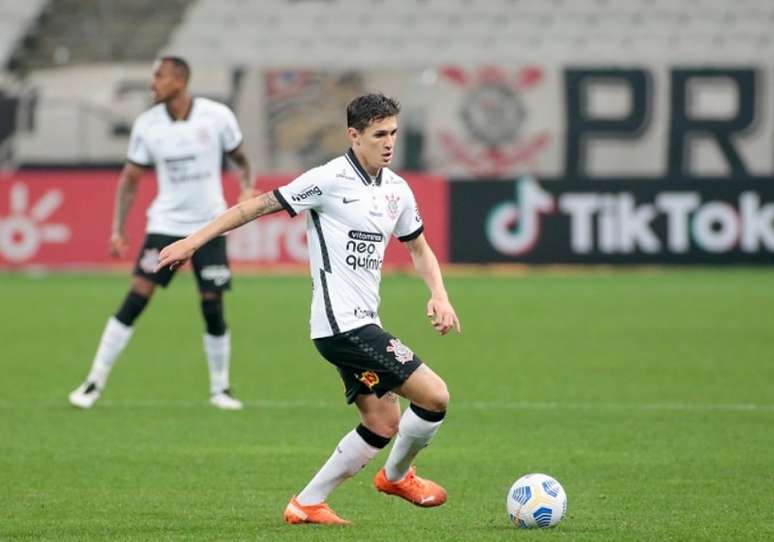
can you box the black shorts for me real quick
[133,233,231,292]
[313,324,424,404]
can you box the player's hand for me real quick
[109,232,129,258]
[238,187,259,203]
[426,297,461,336]
[155,239,196,272]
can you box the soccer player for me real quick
[155,93,461,524]
[68,57,254,410]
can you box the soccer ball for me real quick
[506,473,567,528]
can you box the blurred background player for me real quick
[68,56,255,410]
[155,94,461,525]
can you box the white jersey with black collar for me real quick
[274,149,424,339]
[127,97,243,236]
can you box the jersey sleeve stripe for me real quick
[310,210,332,272]
[127,158,152,168]
[272,189,297,217]
[398,225,424,242]
[224,138,243,154]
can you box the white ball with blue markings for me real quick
[506,473,567,528]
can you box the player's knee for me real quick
[432,390,450,413]
[382,413,401,437]
[201,294,227,336]
[361,412,399,438]
[425,380,450,413]
[131,276,156,298]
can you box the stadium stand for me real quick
[0,0,47,69]
[163,0,774,66]
[2,0,774,171]
[17,0,193,71]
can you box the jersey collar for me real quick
[165,97,195,122]
[345,148,382,186]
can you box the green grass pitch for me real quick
[1,269,773,541]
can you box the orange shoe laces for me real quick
[400,470,426,491]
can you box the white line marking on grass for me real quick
[460,401,774,412]
[0,399,772,412]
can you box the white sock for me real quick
[384,406,444,482]
[203,331,230,394]
[86,317,134,389]
[296,428,382,505]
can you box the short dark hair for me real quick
[160,56,191,82]
[346,93,400,132]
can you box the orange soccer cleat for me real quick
[373,466,448,507]
[283,497,351,526]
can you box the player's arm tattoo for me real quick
[235,191,282,226]
[228,146,252,191]
[112,166,142,234]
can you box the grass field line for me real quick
[1,398,772,412]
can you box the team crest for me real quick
[201,265,231,286]
[139,248,160,274]
[436,65,551,177]
[358,371,380,390]
[386,338,414,364]
[385,193,400,220]
[197,128,210,144]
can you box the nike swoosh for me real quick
[420,496,435,504]
[342,198,360,204]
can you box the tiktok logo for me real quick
[0,183,70,262]
[485,177,554,256]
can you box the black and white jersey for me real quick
[274,149,424,339]
[127,97,243,236]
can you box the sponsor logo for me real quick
[485,180,774,256]
[556,190,774,255]
[164,155,210,184]
[345,236,383,271]
[385,173,402,185]
[139,248,160,274]
[291,185,322,202]
[0,183,70,263]
[414,204,422,224]
[200,265,231,286]
[386,338,414,364]
[358,371,380,390]
[129,134,144,157]
[342,197,360,204]
[348,230,384,242]
[385,193,400,220]
[486,177,554,256]
[354,307,377,319]
[336,168,357,181]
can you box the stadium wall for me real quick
[449,177,774,265]
[2,62,773,267]
[2,170,773,269]
[0,170,447,270]
[4,63,774,180]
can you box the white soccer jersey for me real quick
[127,97,243,236]
[275,149,424,339]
